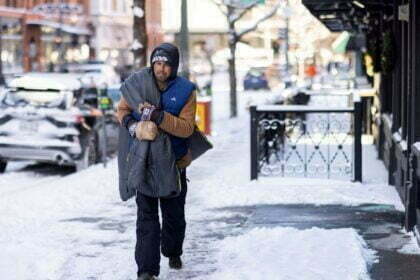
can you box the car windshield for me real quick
[2,89,65,107]
[248,70,264,76]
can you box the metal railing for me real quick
[250,101,362,182]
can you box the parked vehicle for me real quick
[61,61,121,87]
[0,73,120,173]
[106,83,122,109]
[243,67,270,91]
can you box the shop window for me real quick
[102,0,109,13]
[122,0,126,13]
[6,0,17,7]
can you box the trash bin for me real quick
[196,97,212,135]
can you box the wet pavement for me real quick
[215,203,420,280]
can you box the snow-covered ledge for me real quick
[382,113,393,130]
[400,140,408,152]
[414,142,420,153]
[392,132,402,143]
[413,143,420,187]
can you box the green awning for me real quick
[332,31,351,53]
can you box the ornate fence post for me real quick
[250,106,258,180]
[354,100,363,182]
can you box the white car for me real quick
[64,62,121,87]
[0,73,120,173]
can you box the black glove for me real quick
[150,108,164,125]
[122,114,136,129]
[141,106,164,125]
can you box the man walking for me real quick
[117,43,197,280]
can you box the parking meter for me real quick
[98,87,111,167]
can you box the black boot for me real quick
[169,256,183,270]
[137,272,156,280]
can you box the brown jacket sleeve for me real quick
[116,96,133,125]
[159,90,197,138]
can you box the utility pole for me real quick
[285,9,289,73]
[133,0,147,68]
[0,18,5,86]
[285,1,289,73]
[58,0,63,67]
[180,0,190,79]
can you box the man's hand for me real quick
[139,103,164,125]
[136,121,158,141]
[138,102,152,114]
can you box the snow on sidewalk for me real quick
[208,227,377,280]
[0,90,405,280]
[188,114,404,213]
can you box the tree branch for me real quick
[237,3,280,40]
[210,0,228,17]
[230,1,259,24]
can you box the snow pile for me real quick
[208,227,377,280]
[193,177,405,212]
[0,161,139,280]
[398,230,420,255]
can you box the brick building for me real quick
[0,0,91,73]
[0,0,164,76]
[90,0,164,70]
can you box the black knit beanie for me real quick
[150,43,180,80]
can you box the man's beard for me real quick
[155,73,168,82]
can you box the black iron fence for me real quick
[250,101,362,182]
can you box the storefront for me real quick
[302,0,420,237]
[93,24,133,67]
[0,1,91,74]
[1,17,23,77]
[25,19,91,72]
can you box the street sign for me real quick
[32,3,84,15]
[398,4,409,22]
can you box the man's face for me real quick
[153,61,172,82]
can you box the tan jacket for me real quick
[117,90,197,168]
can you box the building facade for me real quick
[303,0,420,239]
[0,0,163,76]
[89,0,133,67]
[0,0,91,74]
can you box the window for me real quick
[122,0,126,13]
[102,0,109,13]
[6,0,17,7]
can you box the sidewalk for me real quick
[182,132,420,279]
[181,106,420,280]
[230,203,420,280]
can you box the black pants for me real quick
[135,169,187,277]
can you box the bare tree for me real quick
[212,0,280,118]
[132,0,148,68]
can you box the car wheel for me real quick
[0,160,7,173]
[74,132,98,172]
